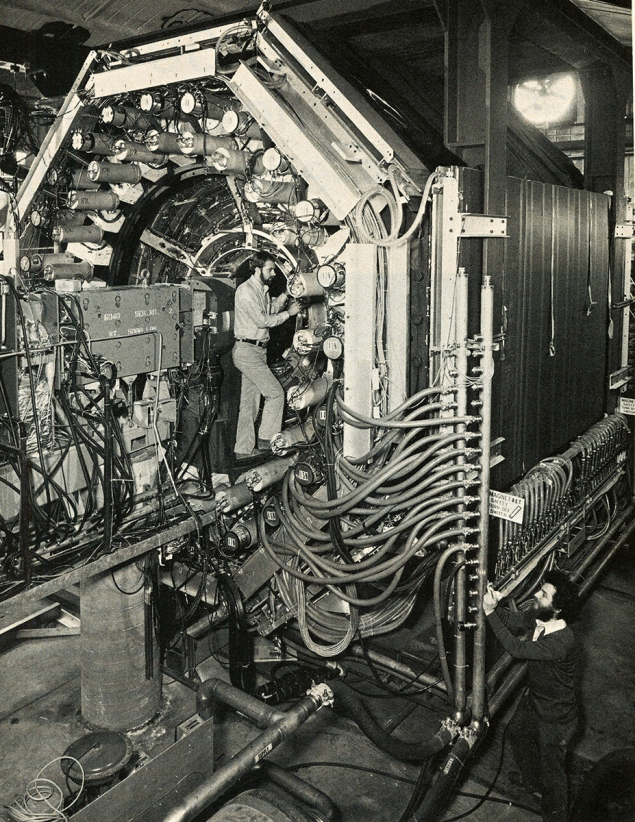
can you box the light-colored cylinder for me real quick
[287,377,329,411]
[178,132,235,156]
[113,139,166,166]
[145,131,182,154]
[72,132,116,155]
[215,482,253,513]
[88,161,142,184]
[245,456,297,492]
[67,190,120,211]
[180,91,228,120]
[81,562,161,730]
[317,263,345,289]
[43,261,94,281]
[222,109,261,138]
[210,148,248,175]
[262,148,289,173]
[288,270,325,299]
[53,224,105,244]
[71,169,98,190]
[271,419,316,454]
[244,178,295,205]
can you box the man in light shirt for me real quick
[484,569,580,822]
[232,252,300,460]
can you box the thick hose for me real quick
[329,680,454,762]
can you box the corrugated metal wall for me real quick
[457,169,611,489]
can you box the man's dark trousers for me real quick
[509,693,578,822]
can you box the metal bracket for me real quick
[609,366,632,390]
[614,224,634,238]
[460,214,508,237]
[489,436,505,468]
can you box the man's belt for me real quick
[236,337,267,348]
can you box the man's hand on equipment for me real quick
[483,582,503,616]
[287,300,301,316]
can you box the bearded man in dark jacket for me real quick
[484,569,580,822]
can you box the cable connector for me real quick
[308,682,335,709]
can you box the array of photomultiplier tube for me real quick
[495,413,629,579]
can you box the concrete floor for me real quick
[1,541,634,822]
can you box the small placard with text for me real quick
[489,490,525,524]
[619,397,635,416]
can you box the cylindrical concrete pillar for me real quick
[81,561,161,730]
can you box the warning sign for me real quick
[619,397,635,416]
[489,490,525,524]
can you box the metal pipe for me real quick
[18,422,30,587]
[471,275,495,724]
[254,761,338,822]
[453,267,469,721]
[576,507,635,598]
[197,677,286,728]
[162,685,330,822]
[570,500,635,585]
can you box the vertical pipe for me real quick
[18,421,31,587]
[102,376,113,553]
[471,275,495,724]
[453,267,469,720]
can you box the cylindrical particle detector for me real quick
[72,132,116,155]
[294,198,327,224]
[71,169,99,190]
[271,419,316,454]
[322,335,343,360]
[224,518,258,553]
[221,109,259,137]
[288,270,325,299]
[101,104,152,132]
[145,131,182,154]
[287,377,329,411]
[292,328,322,353]
[43,261,94,281]
[317,263,345,289]
[262,147,289,173]
[180,90,229,120]
[210,147,248,175]
[299,225,327,247]
[271,221,298,247]
[87,161,142,185]
[215,482,253,513]
[67,190,120,211]
[243,178,295,204]
[139,92,175,119]
[178,132,235,156]
[245,456,297,493]
[52,224,105,244]
[113,139,166,165]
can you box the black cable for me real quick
[284,761,539,815]
[439,721,513,822]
